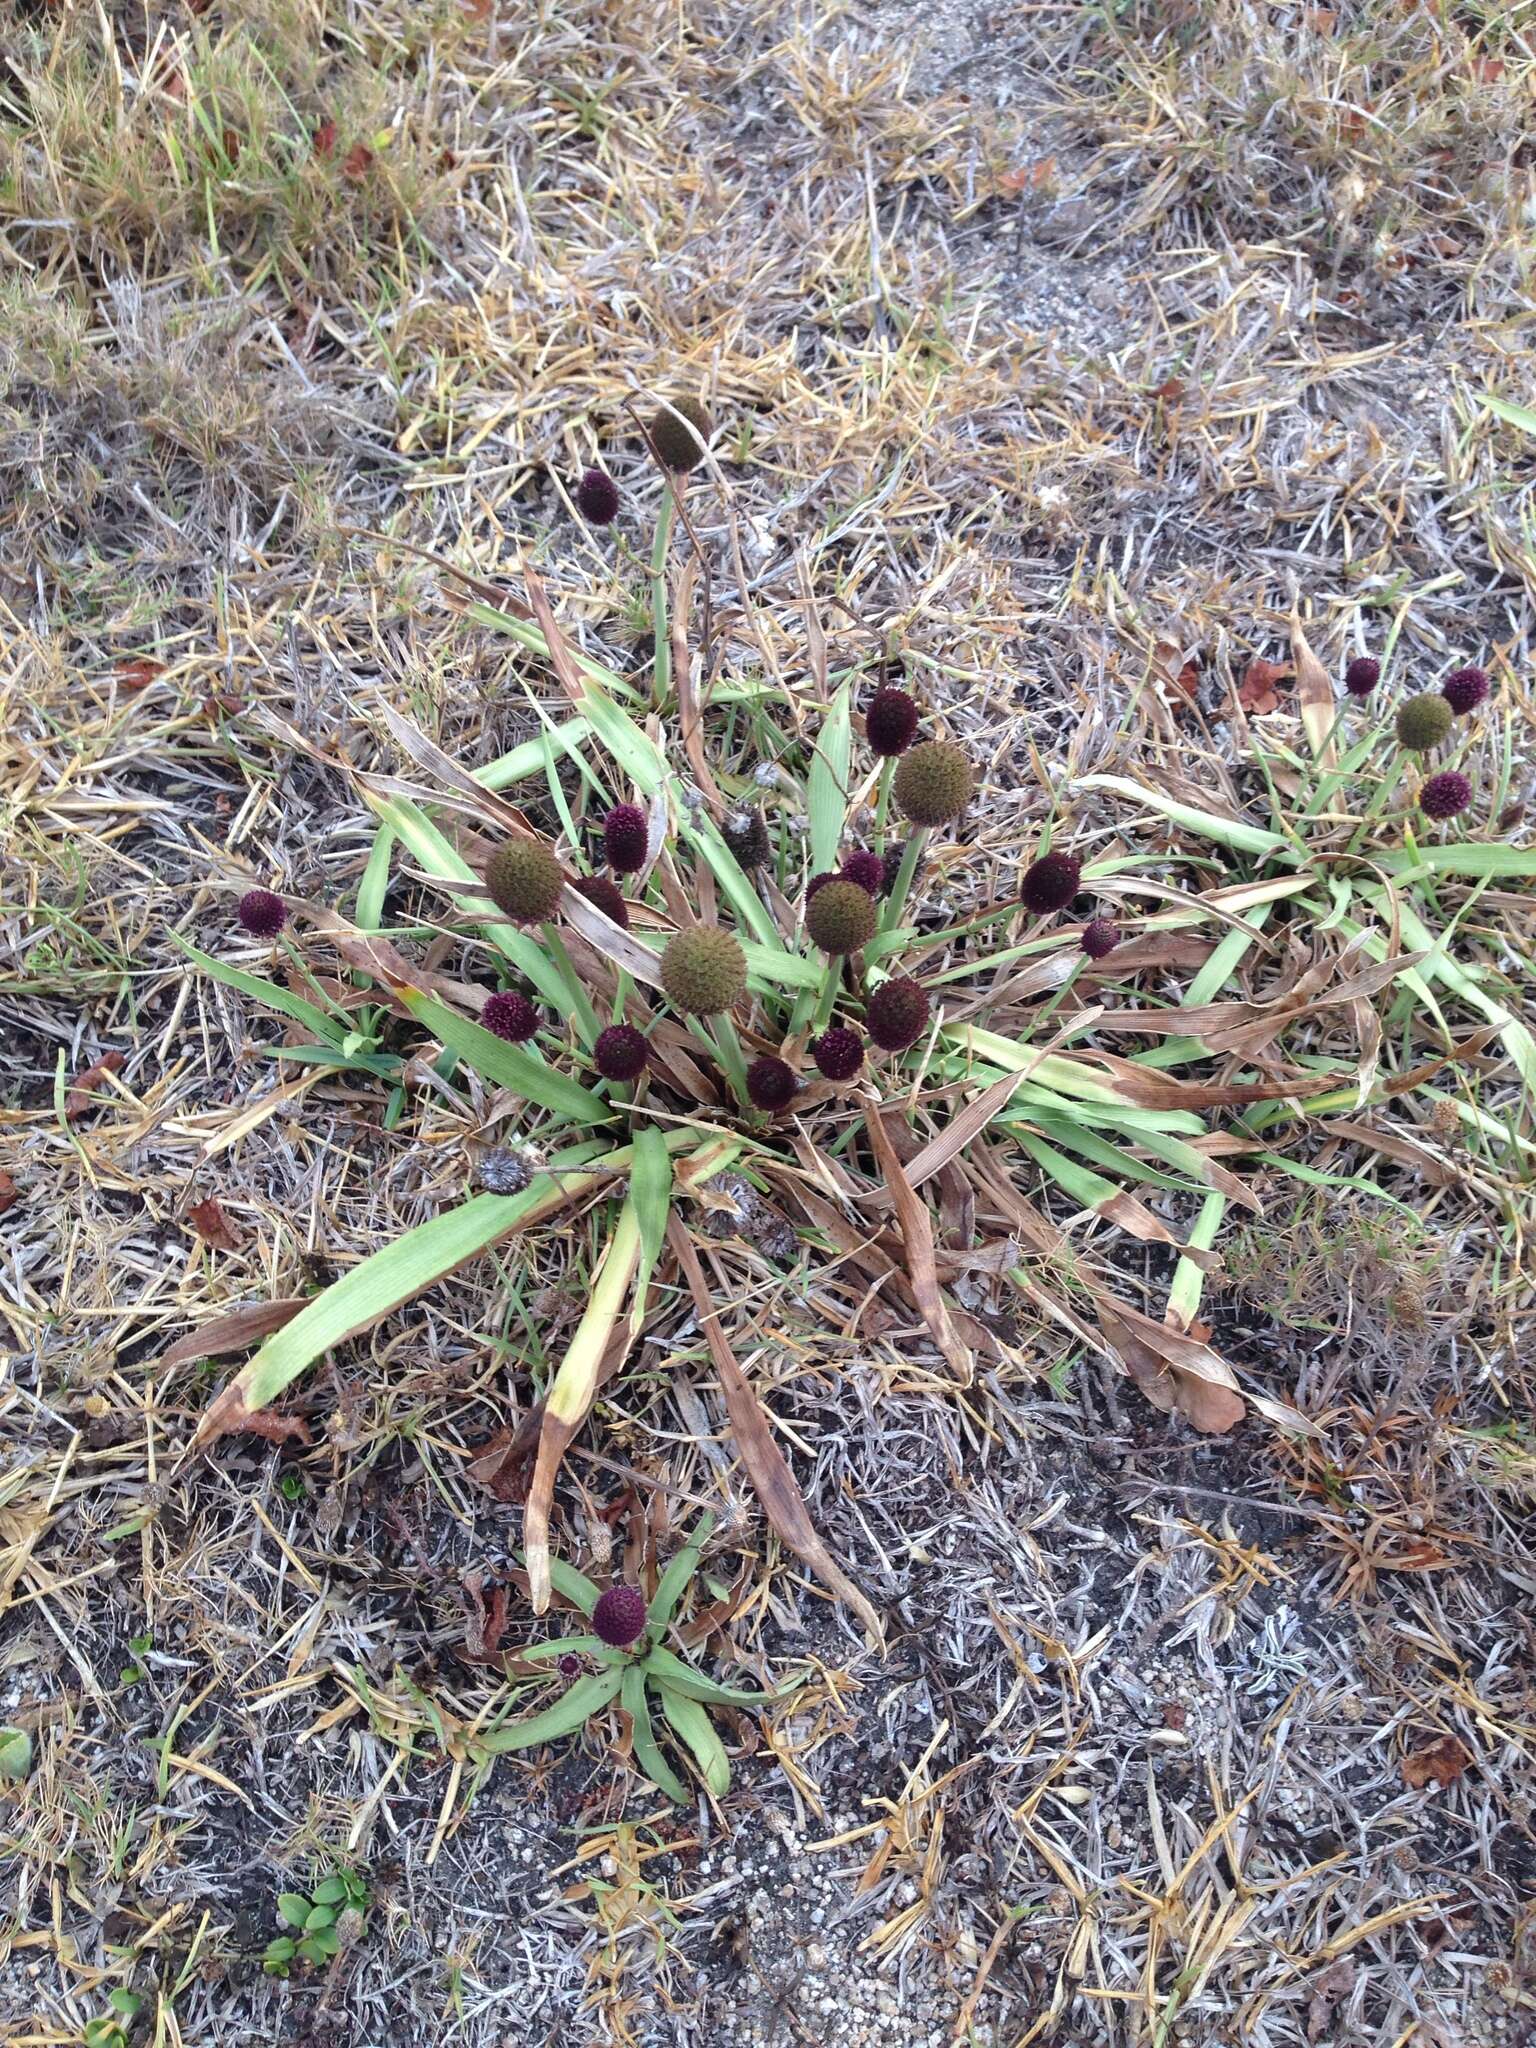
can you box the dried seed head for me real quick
[485,840,565,923]
[1080,917,1121,960]
[893,741,972,826]
[649,396,711,472]
[602,802,648,874]
[880,842,910,893]
[236,888,286,938]
[660,927,747,1014]
[1344,655,1381,697]
[594,1024,648,1082]
[722,808,771,869]
[806,878,878,954]
[746,1054,798,1112]
[1021,851,1083,915]
[476,1148,532,1195]
[1419,770,1472,821]
[575,467,620,524]
[1441,665,1489,715]
[481,991,538,1042]
[865,976,929,1052]
[840,849,885,894]
[865,686,920,757]
[572,874,630,929]
[592,1584,648,1648]
[812,1025,864,1082]
[1395,693,1453,752]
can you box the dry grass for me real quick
[2,2,1535,2046]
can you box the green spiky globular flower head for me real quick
[485,840,565,923]
[892,740,972,827]
[660,926,747,1014]
[1395,692,1453,753]
[805,878,878,955]
[650,396,712,473]
[865,977,929,1052]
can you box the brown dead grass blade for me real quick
[159,1299,309,1370]
[865,1103,974,1385]
[1290,609,1338,766]
[667,1216,884,1647]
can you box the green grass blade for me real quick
[623,1667,687,1803]
[1074,775,1290,856]
[394,986,611,1124]
[807,679,852,874]
[193,1138,633,1442]
[645,1643,777,1707]
[629,1126,674,1288]
[646,1518,714,1632]
[656,1683,731,1796]
[173,937,344,1046]
[479,1667,623,1753]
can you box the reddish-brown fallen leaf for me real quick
[0,1172,16,1216]
[312,118,337,158]
[159,1299,308,1370]
[1305,1960,1354,2043]
[341,142,374,182]
[116,657,166,690]
[1238,655,1292,715]
[1151,376,1186,403]
[465,1415,542,1502]
[239,1411,311,1446]
[65,1051,125,1119]
[1403,1734,1472,1789]
[188,1197,244,1251]
[461,1571,510,1660]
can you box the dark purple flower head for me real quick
[1080,917,1121,961]
[602,803,648,875]
[1441,665,1489,716]
[482,991,538,1042]
[1021,851,1083,915]
[558,1651,582,1679]
[575,468,620,524]
[572,874,630,929]
[236,888,286,938]
[594,1024,648,1083]
[812,1026,864,1083]
[746,1054,798,1113]
[1419,770,1472,821]
[865,977,929,1053]
[865,685,920,758]
[1344,655,1380,698]
[840,849,885,894]
[592,1584,648,1649]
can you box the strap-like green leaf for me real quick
[173,937,343,1046]
[645,1643,778,1707]
[515,1633,604,1661]
[807,680,852,875]
[656,1684,730,1796]
[645,1516,714,1633]
[394,986,610,1124]
[479,1667,623,1753]
[622,1666,687,1803]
